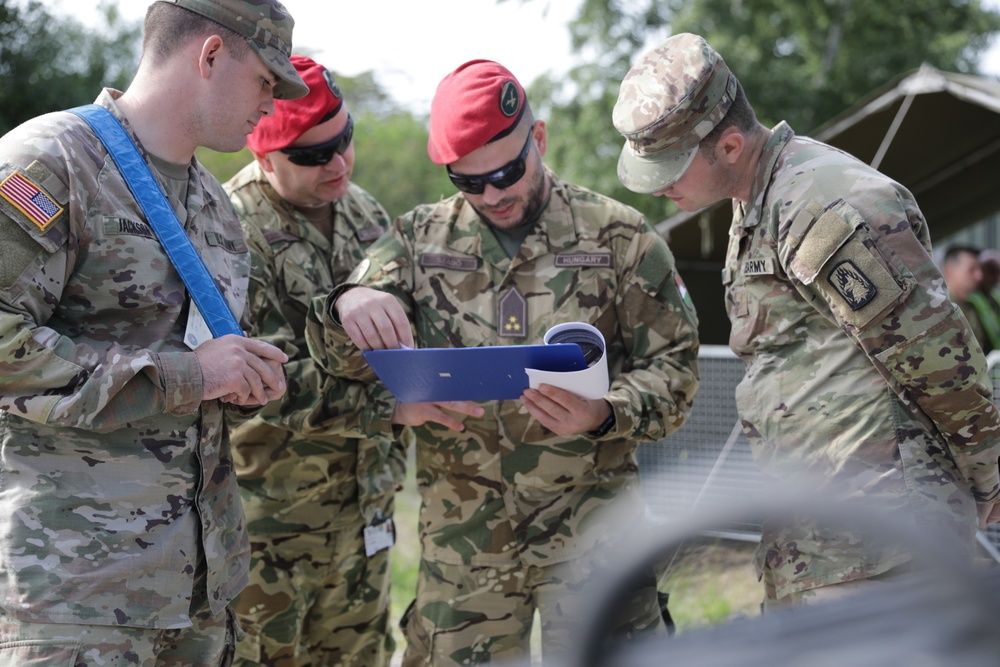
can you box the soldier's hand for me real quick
[392,400,484,431]
[521,384,610,436]
[197,335,288,405]
[977,502,1000,529]
[336,286,414,351]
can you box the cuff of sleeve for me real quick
[326,283,363,330]
[587,400,618,439]
[361,384,397,438]
[156,351,204,415]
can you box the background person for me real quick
[942,244,997,353]
[0,0,306,664]
[307,59,700,665]
[225,55,403,667]
[612,33,1000,608]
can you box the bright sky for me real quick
[28,0,1000,114]
[36,0,582,114]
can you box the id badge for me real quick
[184,301,213,350]
[363,513,396,557]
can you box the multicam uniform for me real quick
[724,122,1000,600]
[0,90,250,635]
[225,161,404,667]
[309,171,700,664]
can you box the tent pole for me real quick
[870,91,916,170]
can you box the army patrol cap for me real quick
[155,0,308,100]
[427,59,527,165]
[247,55,344,153]
[613,33,738,194]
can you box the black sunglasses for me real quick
[447,128,534,194]
[280,114,354,166]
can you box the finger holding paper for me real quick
[521,385,611,436]
[392,400,486,431]
[336,286,415,351]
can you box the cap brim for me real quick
[617,141,697,194]
[249,41,309,100]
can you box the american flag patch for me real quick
[0,172,63,231]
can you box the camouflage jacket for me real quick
[225,162,404,534]
[308,171,700,567]
[725,122,1000,597]
[0,90,251,627]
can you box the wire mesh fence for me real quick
[638,345,1000,558]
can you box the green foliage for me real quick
[196,147,254,185]
[525,0,1000,225]
[0,0,141,135]
[666,0,1000,130]
[350,107,457,220]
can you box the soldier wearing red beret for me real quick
[225,55,402,667]
[307,59,701,665]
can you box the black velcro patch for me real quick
[826,259,877,311]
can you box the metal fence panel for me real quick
[638,345,1000,556]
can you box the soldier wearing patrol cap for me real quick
[225,55,403,667]
[306,59,701,665]
[0,0,305,664]
[613,33,1000,607]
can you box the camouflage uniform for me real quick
[725,122,1000,599]
[308,170,700,664]
[0,90,250,628]
[225,161,404,667]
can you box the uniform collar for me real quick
[740,121,795,230]
[250,162,333,249]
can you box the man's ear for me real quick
[532,120,548,157]
[254,150,275,173]
[719,130,745,164]
[198,35,226,80]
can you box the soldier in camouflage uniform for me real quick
[613,33,1000,606]
[306,60,700,665]
[0,1,307,664]
[225,55,403,667]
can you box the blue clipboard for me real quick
[362,344,588,402]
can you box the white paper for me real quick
[184,301,213,350]
[525,322,610,400]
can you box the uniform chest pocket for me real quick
[724,232,781,320]
[277,254,330,313]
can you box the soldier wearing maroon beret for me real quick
[225,55,402,667]
[306,59,701,665]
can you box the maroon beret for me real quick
[427,59,527,165]
[247,54,344,153]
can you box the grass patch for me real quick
[658,538,762,633]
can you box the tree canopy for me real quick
[0,0,141,135]
[6,0,1000,227]
[526,0,1000,223]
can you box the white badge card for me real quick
[364,516,396,557]
[184,301,213,350]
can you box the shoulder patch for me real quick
[0,171,63,233]
[826,259,877,310]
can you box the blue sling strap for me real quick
[68,104,242,338]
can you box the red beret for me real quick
[427,60,527,165]
[247,54,344,154]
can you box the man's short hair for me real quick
[699,81,759,161]
[142,2,251,66]
[944,245,982,265]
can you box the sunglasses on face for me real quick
[280,114,354,167]
[447,128,534,194]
